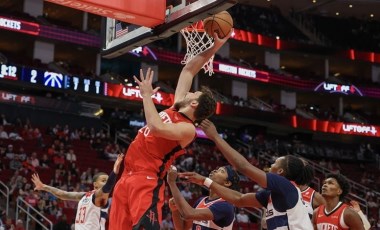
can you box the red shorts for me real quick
[109,172,165,230]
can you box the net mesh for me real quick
[180,21,215,76]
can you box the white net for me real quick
[180,21,215,76]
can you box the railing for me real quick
[0,181,9,216]
[16,197,53,230]
[243,207,263,222]
[102,122,111,138]
[115,131,131,146]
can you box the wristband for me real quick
[203,178,213,188]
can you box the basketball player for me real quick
[109,31,231,230]
[312,173,364,230]
[299,160,325,218]
[31,154,123,230]
[167,165,240,230]
[194,119,313,230]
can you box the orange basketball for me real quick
[203,11,233,39]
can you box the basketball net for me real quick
[180,21,215,76]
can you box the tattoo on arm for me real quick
[42,185,84,201]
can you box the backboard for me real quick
[102,0,237,59]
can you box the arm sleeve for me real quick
[101,171,117,193]
[208,201,235,227]
[266,173,299,208]
[357,210,371,230]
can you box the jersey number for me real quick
[75,207,87,223]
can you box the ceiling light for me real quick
[335,12,340,16]
[312,0,316,3]
[370,14,374,18]
[334,73,340,77]
[349,4,353,8]
[276,36,280,40]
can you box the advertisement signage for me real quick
[104,83,173,106]
[0,90,35,104]
[314,81,363,96]
[0,16,39,35]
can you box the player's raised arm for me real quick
[32,173,85,201]
[200,119,267,188]
[94,154,124,207]
[174,31,232,103]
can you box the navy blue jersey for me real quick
[255,173,313,230]
[192,196,235,230]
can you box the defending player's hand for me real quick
[113,153,124,174]
[167,165,178,184]
[133,68,160,98]
[178,172,206,186]
[199,119,219,140]
[31,173,44,191]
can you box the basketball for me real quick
[203,11,233,38]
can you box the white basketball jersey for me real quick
[75,190,103,230]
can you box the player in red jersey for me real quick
[108,31,232,230]
[299,159,325,219]
[312,173,364,230]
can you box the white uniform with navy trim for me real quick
[256,173,313,230]
[75,190,103,230]
[192,196,235,230]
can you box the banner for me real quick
[104,83,173,106]
[0,16,39,35]
[0,91,35,104]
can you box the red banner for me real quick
[104,83,173,106]
[0,16,39,35]
[0,91,35,104]
[45,0,165,27]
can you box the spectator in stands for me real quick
[0,126,8,139]
[5,145,15,159]
[168,165,239,230]
[180,186,192,201]
[198,119,313,230]
[312,173,364,230]
[29,152,40,168]
[0,114,9,125]
[9,155,22,170]
[65,149,77,162]
[236,208,250,223]
[52,214,70,230]
[40,154,51,168]
[17,147,27,162]
[161,213,174,230]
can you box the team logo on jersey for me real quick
[82,197,91,205]
[146,210,157,225]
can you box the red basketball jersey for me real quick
[301,186,316,217]
[315,202,349,230]
[123,108,194,177]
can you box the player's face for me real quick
[174,91,202,110]
[94,175,109,190]
[209,166,229,187]
[269,157,285,174]
[321,177,341,198]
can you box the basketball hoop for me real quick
[180,21,215,76]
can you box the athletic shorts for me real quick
[109,172,165,230]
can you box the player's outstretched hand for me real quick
[133,68,160,98]
[31,173,44,191]
[178,172,206,186]
[113,153,124,174]
[349,200,361,212]
[167,165,178,184]
[213,29,232,49]
[199,119,218,140]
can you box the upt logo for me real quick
[323,83,355,94]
